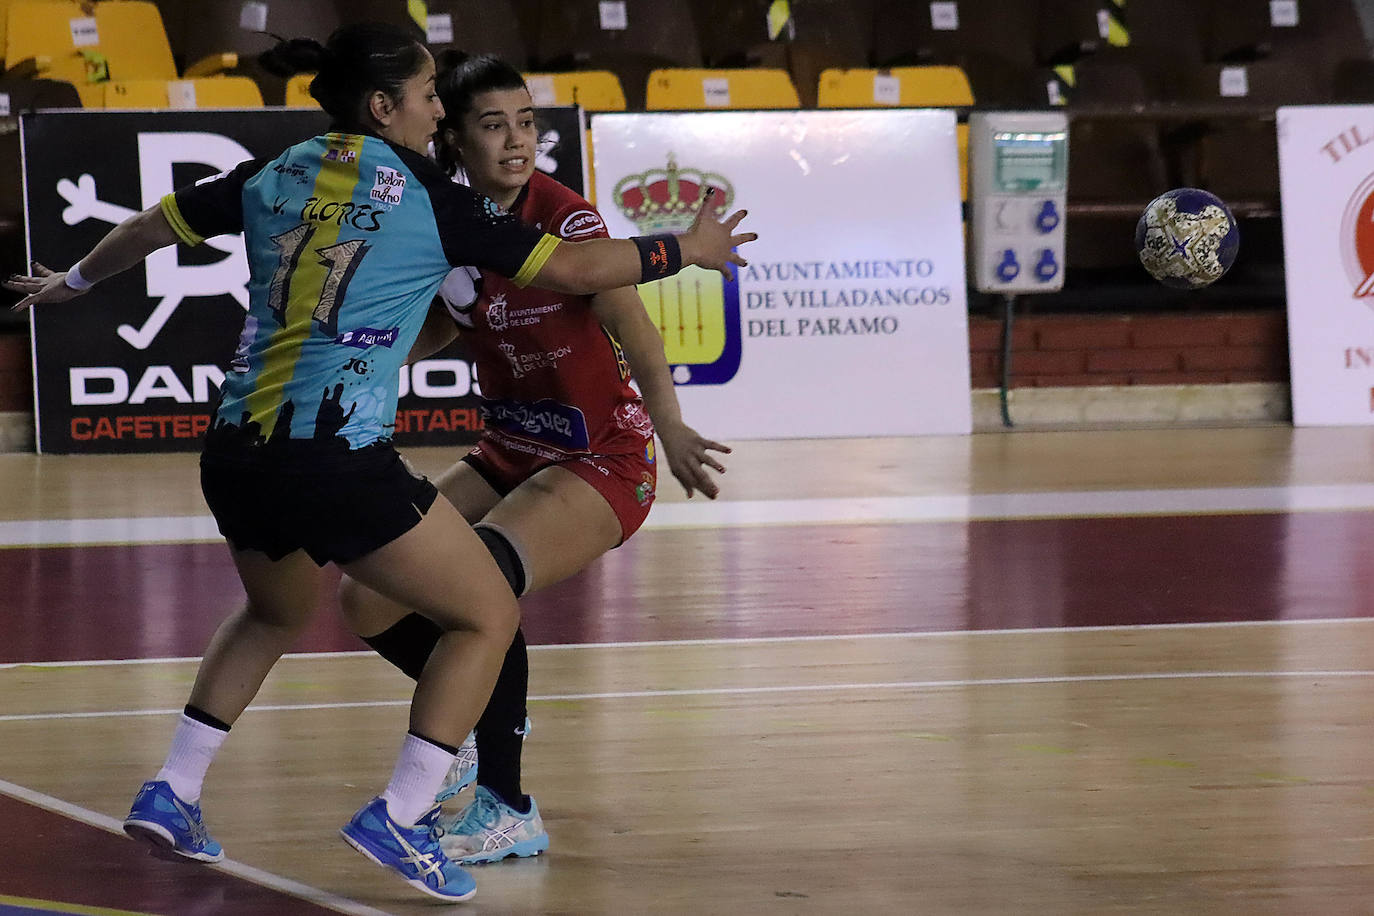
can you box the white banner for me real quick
[592,110,971,439]
[1278,104,1374,425]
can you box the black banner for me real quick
[23,107,587,453]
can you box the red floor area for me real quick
[2,510,1371,664]
[0,795,339,915]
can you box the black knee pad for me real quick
[475,523,528,597]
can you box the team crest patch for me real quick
[635,472,655,507]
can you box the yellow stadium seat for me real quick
[0,0,64,66]
[285,73,316,108]
[646,68,800,110]
[521,71,626,112]
[818,67,974,200]
[817,66,974,108]
[6,1,175,106]
[102,76,263,109]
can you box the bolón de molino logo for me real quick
[612,155,741,386]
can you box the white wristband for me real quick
[64,262,93,291]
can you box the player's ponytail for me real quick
[434,53,530,176]
[261,23,429,133]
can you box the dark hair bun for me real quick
[433,48,471,73]
[259,37,331,78]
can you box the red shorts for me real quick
[462,434,657,542]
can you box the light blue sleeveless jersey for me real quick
[161,132,555,454]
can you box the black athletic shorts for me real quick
[200,444,438,566]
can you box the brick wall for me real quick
[0,313,1293,412]
[968,312,1288,389]
[0,333,30,411]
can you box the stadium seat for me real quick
[1334,57,1374,103]
[645,68,799,110]
[690,0,787,69]
[532,0,701,68]
[870,0,1044,106]
[101,76,263,109]
[816,65,971,107]
[531,0,702,109]
[335,1,530,68]
[1176,60,1324,206]
[0,0,66,68]
[522,70,626,110]
[1060,60,1169,271]
[6,1,176,106]
[817,66,972,197]
[164,0,340,105]
[1105,0,1206,101]
[284,73,316,108]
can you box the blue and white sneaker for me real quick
[435,731,478,803]
[436,786,549,864]
[436,717,531,803]
[340,797,476,901]
[122,780,224,863]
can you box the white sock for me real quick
[154,713,229,804]
[381,732,456,828]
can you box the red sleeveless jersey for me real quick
[455,171,653,460]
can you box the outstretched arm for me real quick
[593,285,730,499]
[5,204,180,310]
[529,191,755,296]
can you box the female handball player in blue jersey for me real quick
[336,52,736,866]
[5,23,754,903]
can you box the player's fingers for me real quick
[732,231,758,244]
[724,209,748,231]
[703,439,732,454]
[690,187,716,228]
[703,455,727,474]
[728,253,748,268]
[31,262,55,277]
[10,294,35,312]
[719,264,735,282]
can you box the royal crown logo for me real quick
[613,155,733,233]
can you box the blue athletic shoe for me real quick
[122,780,224,863]
[436,731,478,803]
[436,786,549,864]
[340,797,476,901]
[436,717,532,803]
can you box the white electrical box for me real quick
[969,111,1068,294]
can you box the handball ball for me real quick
[1135,188,1240,289]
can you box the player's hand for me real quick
[656,419,730,499]
[4,263,87,311]
[680,189,756,282]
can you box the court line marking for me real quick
[0,616,1370,670]
[0,777,392,916]
[9,482,1374,546]
[2,670,1371,723]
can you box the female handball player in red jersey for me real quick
[338,51,735,865]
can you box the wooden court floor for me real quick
[4,426,1374,914]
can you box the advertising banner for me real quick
[592,110,971,439]
[1278,104,1374,425]
[23,107,587,452]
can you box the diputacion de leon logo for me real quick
[612,155,742,385]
